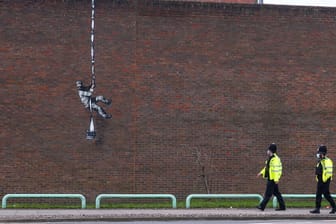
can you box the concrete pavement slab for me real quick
[0,208,335,222]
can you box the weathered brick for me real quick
[1,0,336,204]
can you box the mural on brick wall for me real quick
[76,81,112,137]
[76,0,112,140]
[3,0,336,201]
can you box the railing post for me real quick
[95,194,102,209]
[273,197,278,208]
[2,194,9,208]
[186,194,193,209]
[78,194,86,209]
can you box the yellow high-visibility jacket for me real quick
[260,153,282,182]
[316,157,333,183]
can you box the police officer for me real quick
[257,143,286,211]
[310,145,336,214]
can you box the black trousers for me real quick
[259,180,286,209]
[315,179,336,209]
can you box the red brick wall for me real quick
[1,0,336,203]
[163,0,256,3]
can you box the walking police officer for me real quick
[257,143,286,211]
[310,145,336,214]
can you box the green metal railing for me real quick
[272,194,336,208]
[185,194,263,208]
[2,194,86,209]
[95,194,177,208]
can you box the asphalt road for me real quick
[6,220,336,224]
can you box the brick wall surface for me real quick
[1,0,336,203]
[163,0,256,3]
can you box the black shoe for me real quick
[105,114,112,119]
[329,208,336,214]
[257,205,264,211]
[275,208,286,211]
[310,208,320,214]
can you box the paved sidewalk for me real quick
[0,208,336,222]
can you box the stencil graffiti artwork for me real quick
[76,81,112,120]
[76,0,111,140]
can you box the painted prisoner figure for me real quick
[76,80,112,119]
